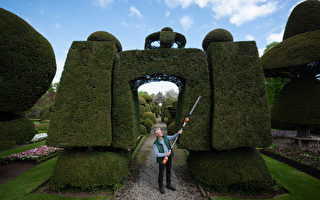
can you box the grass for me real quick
[0,140,46,158]
[211,155,320,200]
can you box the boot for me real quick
[159,186,165,194]
[167,184,176,191]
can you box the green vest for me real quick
[154,136,173,164]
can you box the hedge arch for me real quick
[112,48,211,150]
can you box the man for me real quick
[153,127,183,194]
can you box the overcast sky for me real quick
[2,0,305,95]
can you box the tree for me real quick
[164,89,178,102]
[263,42,279,54]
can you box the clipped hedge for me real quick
[207,41,272,150]
[202,28,233,51]
[271,78,320,129]
[167,122,175,135]
[187,148,275,193]
[140,124,147,135]
[50,150,130,191]
[0,8,56,113]
[47,41,116,147]
[87,31,122,52]
[0,116,37,150]
[283,0,320,40]
[142,112,156,124]
[143,118,153,134]
[113,48,211,150]
[138,96,146,106]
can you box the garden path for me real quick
[115,117,205,200]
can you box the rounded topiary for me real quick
[0,8,56,113]
[50,150,130,191]
[283,0,320,40]
[167,121,175,134]
[202,28,233,51]
[187,148,275,193]
[139,105,151,118]
[271,78,320,129]
[161,27,173,32]
[87,31,122,52]
[145,27,186,49]
[142,111,156,124]
[138,96,147,106]
[143,118,153,134]
[140,124,147,135]
[0,116,37,150]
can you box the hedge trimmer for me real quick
[162,96,201,164]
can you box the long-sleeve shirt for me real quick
[154,133,179,157]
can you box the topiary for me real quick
[142,118,153,134]
[167,121,175,135]
[50,150,130,191]
[202,28,233,51]
[0,8,56,113]
[87,31,122,52]
[187,148,275,193]
[141,111,156,124]
[138,96,147,106]
[140,124,147,135]
[283,0,320,40]
[144,27,186,49]
[0,116,37,150]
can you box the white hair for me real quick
[153,128,161,135]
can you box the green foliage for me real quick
[261,30,320,73]
[47,41,116,148]
[187,148,275,193]
[271,78,320,129]
[164,89,178,102]
[139,105,151,118]
[144,28,186,49]
[265,78,290,105]
[87,31,122,52]
[283,0,320,40]
[141,112,156,124]
[142,118,153,134]
[139,94,153,103]
[138,96,147,106]
[0,8,56,113]
[113,48,211,151]
[140,124,147,135]
[167,122,175,135]
[207,41,272,150]
[50,150,130,191]
[263,42,279,55]
[202,29,233,51]
[0,116,37,150]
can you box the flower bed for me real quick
[266,147,320,170]
[5,145,62,163]
[261,147,320,179]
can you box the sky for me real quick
[1,0,305,95]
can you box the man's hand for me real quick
[178,129,183,134]
[166,151,171,156]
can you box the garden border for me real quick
[260,149,320,180]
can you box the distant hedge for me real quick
[0,116,37,150]
[140,124,147,135]
[113,48,211,150]
[50,150,130,191]
[271,78,320,130]
[187,148,275,193]
[142,112,156,124]
[47,41,116,147]
[0,8,56,113]
[142,118,153,134]
[207,41,272,150]
[167,122,175,135]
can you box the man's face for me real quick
[156,129,163,137]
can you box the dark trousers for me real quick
[158,155,172,188]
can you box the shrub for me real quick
[47,41,116,148]
[50,150,130,191]
[138,96,146,106]
[142,112,156,124]
[187,148,275,193]
[0,116,37,150]
[167,122,175,135]
[0,8,56,113]
[87,31,122,52]
[202,29,233,51]
[139,94,153,103]
[143,118,153,134]
[207,41,272,150]
[140,124,147,135]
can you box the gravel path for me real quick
[115,118,206,200]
